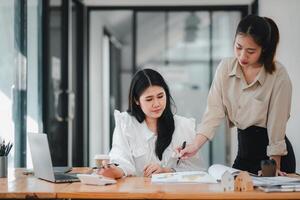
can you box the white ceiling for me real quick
[82,0,255,7]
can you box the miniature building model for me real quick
[234,171,254,192]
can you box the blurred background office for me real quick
[0,0,299,172]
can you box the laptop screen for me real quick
[28,132,56,182]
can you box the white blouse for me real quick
[109,110,205,176]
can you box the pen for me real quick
[176,141,186,165]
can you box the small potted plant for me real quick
[0,139,13,178]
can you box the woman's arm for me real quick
[266,67,292,175]
[108,111,137,177]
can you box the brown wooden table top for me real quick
[58,176,300,199]
[0,168,70,199]
[1,168,300,199]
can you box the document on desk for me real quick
[151,171,218,184]
[252,176,300,187]
[152,164,300,187]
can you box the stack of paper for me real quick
[258,184,300,192]
[252,176,300,187]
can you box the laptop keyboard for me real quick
[54,173,79,182]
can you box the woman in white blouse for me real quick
[99,68,204,179]
[179,15,295,175]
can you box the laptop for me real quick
[28,132,79,183]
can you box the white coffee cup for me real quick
[94,154,110,168]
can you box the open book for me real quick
[152,164,300,186]
[151,171,218,184]
[151,164,238,184]
[207,164,240,181]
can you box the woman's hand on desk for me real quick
[143,163,171,177]
[270,155,288,176]
[276,170,288,176]
[98,161,124,179]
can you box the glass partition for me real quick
[0,0,27,167]
[211,11,241,165]
[136,11,241,167]
[0,0,42,168]
[26,0,42,168]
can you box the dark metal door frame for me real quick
[42,0,89,166]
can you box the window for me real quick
[0,0,42,168]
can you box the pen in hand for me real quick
[176,141,186,166]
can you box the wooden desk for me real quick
[0,168,70,199]
[58,176,300,199]
[1,168,300,199]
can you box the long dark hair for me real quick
[235,15,279,73]
[127,68,175,160]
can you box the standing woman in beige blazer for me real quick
[179,15,295,175]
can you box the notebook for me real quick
[28,132,79,183]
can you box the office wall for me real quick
[259,0,300,172]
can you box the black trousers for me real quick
[232,126,296,174]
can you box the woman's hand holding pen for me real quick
[98,160,124,179]
[176,143,199,159]
[176,134,208,159]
